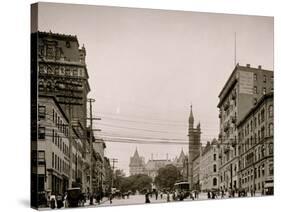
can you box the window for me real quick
[263,75,267,83]
[261,109,265,122]
[65,69,70,76]
[39,81,44,91]
[38,105,46,120]
[214,154,217,161]
[213,164,217,173]
[213,178,217,186]
[38,151,45,162]
[269,164,274,176]
[55,154,57,169]
[269,143,273,155]
[38,127,45,139]
[269,105,273,118]
[254,74,257,81]
[73,69,78,76]
[263,87,266,95]
[52,152,54,168]
[269,123,273,136]
[66,41,71,48]
[46,81,52,90]
[254,86,258,94]
[261,164,265,176]
[261,126,265,140]
[261,145,265,158]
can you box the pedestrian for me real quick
[155,191,158,200]
[160,192,163,199]
[167,192,170,202]
[109,193,113,204]
[145,192,151,203]
[50,193,56,209]
[190,191,194,200]
[56,194,64,209]
[207,191,211,199]
[221,190,224,198]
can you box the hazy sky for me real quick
[38,3,273,175]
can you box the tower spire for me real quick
[189,104,194,129]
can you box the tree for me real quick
[154,164,182,190]
[119,174,152,194]
[114,169,126,189]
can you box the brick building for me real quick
[237,93,273,195]
[217,63,273,191]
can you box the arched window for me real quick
[213,178,217,186]
[268,105,273,118]
[213,164,217,173]
[268,123,273,136]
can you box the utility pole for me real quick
[68,106,73,188]
[88,98,95,194]
[110,158,118,190]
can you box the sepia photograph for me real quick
[30,2,274,210]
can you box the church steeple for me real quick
[189,104,194,129]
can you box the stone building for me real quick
[217,63,273,191]
[237,92,273,195]
[146,158,172,180]
[129,149,188,181]
[199,139,220,191]
[32,31,92,202]
[129,148,146,176]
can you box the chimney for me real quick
[166,153,169,161]
[246,64,251,68]
[258,65,262,69]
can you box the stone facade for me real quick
[199,139,220,191]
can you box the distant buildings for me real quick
[129,148,146,176]
[217,63,274,193]
[129,149,188,180]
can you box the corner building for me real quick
[217,63,273,191]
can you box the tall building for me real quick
[129,148,146,176]
[188,105,201,189]
[32,31,92,203]
[237,92,273,195]
[217,63,273,191]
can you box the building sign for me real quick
[239,71,254,94]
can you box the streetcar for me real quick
[173,181,190,200]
